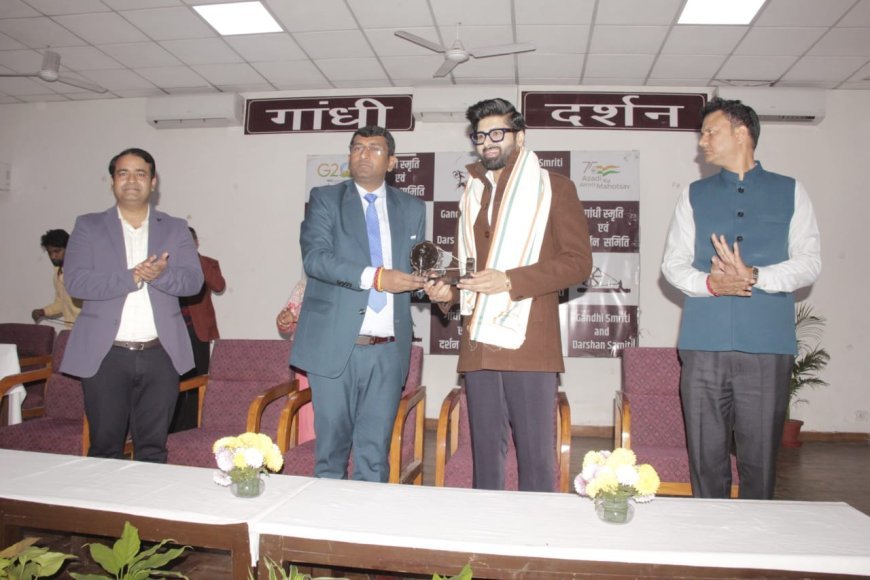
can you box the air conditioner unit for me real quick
[412,86,519,123]
[715,87,825,124]
[145,93,243,129]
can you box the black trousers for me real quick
[82,344,179,463]
[464,370,557,492]
[172,325,210,432]
[679,350,792,500]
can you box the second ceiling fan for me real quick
[395,24,535,78]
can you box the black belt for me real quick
[355,335,395,346]
[113,338,161,351]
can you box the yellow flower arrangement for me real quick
[574,448,660,502]
[213,432,283,487]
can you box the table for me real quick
[252,477,870,579]
[2,449,869,579]
[0,449,315,578]
[0,344,24,425]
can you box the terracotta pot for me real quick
[781,418,804,448]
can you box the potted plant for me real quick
[783,303,831,448]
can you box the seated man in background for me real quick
[31,228,81,325]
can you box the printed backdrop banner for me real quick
[304,150,640,358]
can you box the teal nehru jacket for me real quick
[678,163,797,356]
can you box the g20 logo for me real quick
[317,162,350,178]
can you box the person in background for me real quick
[174,226,226,431]
[661,97,822,499]
[31,229,82,325]
[276,277,314,443]
[62,147,203,462]
[424,98,592,492]
[290,126,426,482]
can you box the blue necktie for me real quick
[364,193,386,312]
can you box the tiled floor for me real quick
[30,433,870,578]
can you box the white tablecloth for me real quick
[0,344,24,425]
[1,449,869,576]
[251,477,870,576]
[0,449,315,565]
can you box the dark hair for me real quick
[40,229,69,249]
[108,148,156,177]
[702,97,761,149]
[465,98,526,132]
[351,126,396,156]
[188,227,197,241]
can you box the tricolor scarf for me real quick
[457,148,552,349]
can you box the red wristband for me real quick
[374,267,383,292]
[706,275,720,297]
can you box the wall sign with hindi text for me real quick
[245,95,414,135]
[522,91,707,132]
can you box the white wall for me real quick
[1,88,867,434]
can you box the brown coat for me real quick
[450,151,592,373]
[181,254,226,342]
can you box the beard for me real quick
[50,258,63,267]
[479,146,510,170]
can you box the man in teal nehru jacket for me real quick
[662,97,821,500]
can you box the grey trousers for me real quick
[464,370,557,492]
[308,340,403,483]
[679,350,792,500]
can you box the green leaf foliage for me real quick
[68,521,189,580]
[113,522,142,566]
[790,304,830,413]
[433,563,474,580]
[0,541,76,579]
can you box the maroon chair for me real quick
[166,339,294,468]
[279,344,425,485]
[0,330,89,455]
[434,384,572,492]
[0,323,55,418]
[615,346,738,497]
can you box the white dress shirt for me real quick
[115,207,159,341]
[356,182,394,337]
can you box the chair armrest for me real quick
[389,386,426,485]
[556,391,572,493]
[19,354,52,368]
[246,379,295,433]
[179,374,209,428]
[179,374,208,393]
[613,390,631,450]
[434,386,462,487]
[0,366,52,398]
[276,381,308,453]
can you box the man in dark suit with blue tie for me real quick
[291,126,426,482]
[61,148,203,462]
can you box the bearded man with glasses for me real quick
[425,98,592,492]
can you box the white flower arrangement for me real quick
[212,432,283,486]
[573,448,660,502]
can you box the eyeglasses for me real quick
[469,128,518,145]
[349,143,388,156]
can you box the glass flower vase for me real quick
[230,475,265,498]
[594,495,635,524]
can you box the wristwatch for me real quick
[750,266,759,285]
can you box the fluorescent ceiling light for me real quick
[678,0,765,25]
[193,1,282,36]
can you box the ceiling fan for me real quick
[395,24,535,78]
[0,50,107,93]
